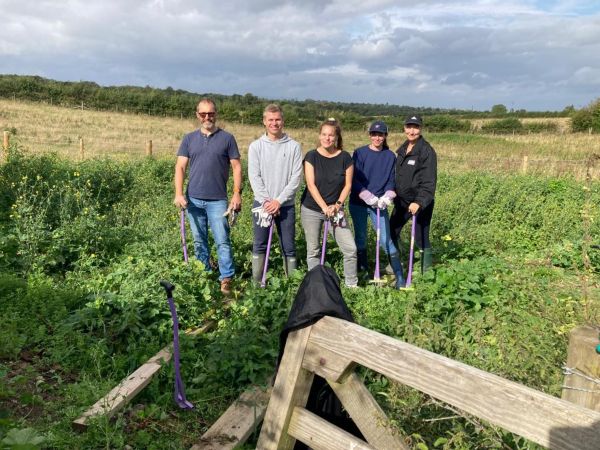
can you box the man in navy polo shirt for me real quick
[173,98,242,295]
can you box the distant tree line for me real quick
[0,74,586,132]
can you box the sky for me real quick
[1,0,599,111]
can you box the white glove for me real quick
[365,195,379,207]
[251,206,272,227]
[332,210,347,228]
[377,195,392,209]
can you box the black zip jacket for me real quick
[394,136,437,209]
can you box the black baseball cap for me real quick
[368,120,388,134]
[404,114,423,126]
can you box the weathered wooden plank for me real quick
[302,341,355,383]
[288,407,375,450]
[309,316,600,450]
[190,386,271,450]
[256,327,314,450]
[73,321,215,429]
[562,325,600,412]
[328,372,409,450]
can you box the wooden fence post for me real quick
[79,137,84,160]
[145,140,153,156]
[521,155,528,174]
[3,131,9,150]
[562,326,600,412]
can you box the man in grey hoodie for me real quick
[248,104,303,281]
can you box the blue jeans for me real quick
[349,203,399,257]
[186,197,234,280]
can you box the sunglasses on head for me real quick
[196,112,216,118]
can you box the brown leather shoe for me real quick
[220,277,232,295]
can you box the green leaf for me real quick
[434,437,448,447]
[1,427,45,449]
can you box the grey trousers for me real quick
[301,205,358,286]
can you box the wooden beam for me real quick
[562,325,600,412]
[287,407,375,450]
[308,316,600,450]
[256,327,314,450]
[191,386,271,450]
[73,321,214,430]
[302,341,355,383]
[328,373,408,450]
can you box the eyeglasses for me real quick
[196,112,216,118]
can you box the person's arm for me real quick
[334,163,354,215]
[229,158,243,211]
[411,144,437,214]
[248,143,270,206]
[173,156,189,209]
[304,160,329,215]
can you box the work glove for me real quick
[377,195,393,209]
[331,210,347,228]
[359,190,378,207]
[251,205,272,227]
[223,207,239,227]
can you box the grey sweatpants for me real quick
[300,205,358,286]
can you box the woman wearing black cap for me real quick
[390,114,437,273]
[349,120,406,288]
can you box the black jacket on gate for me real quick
[277,265,362,448]
[394,136,437,209]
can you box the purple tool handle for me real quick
[320,219,329,265]
[180,209,189,263]
[406,213,417,288]
[374,207,381,280]
[166,295,193,409]
[261,222,274,288]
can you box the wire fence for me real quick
[2,131,598,180]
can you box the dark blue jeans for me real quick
[252,201,296,257]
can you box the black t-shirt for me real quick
[301,149,353,212]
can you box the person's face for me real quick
[196,102,217,132]
[369,132,386,148]
[263,111,284,137]
[319,125,337,150]
[404,124,421,142]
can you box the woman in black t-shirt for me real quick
[300,119,358,287]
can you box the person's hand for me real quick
[174,195,187,209]
[263,199,281,215]
[325,204,336,217]
[230,192,242,212]
[408,202,420,215]
[377,195,392,209]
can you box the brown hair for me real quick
[319,118,343,150]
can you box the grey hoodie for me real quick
[248,133,303,207]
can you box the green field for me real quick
[0,102,599,449]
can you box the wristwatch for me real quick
[234,187,242,194]
[335,200,342,206]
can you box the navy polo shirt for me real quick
[177,128,240,200]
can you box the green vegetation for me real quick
[0,144,598,449]
[571,98,600,133]
[0,75,574,132]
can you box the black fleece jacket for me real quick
[394,136,437,209]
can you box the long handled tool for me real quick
[371,207,385,285]
[261,221,274,288]
[180,209,189,263]
[320,219,329,266]
[405,213,417,289]
[160,280,194,409]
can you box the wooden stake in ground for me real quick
[3,131,9,150]
[146,140,153,156]
[562,325,600,412]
